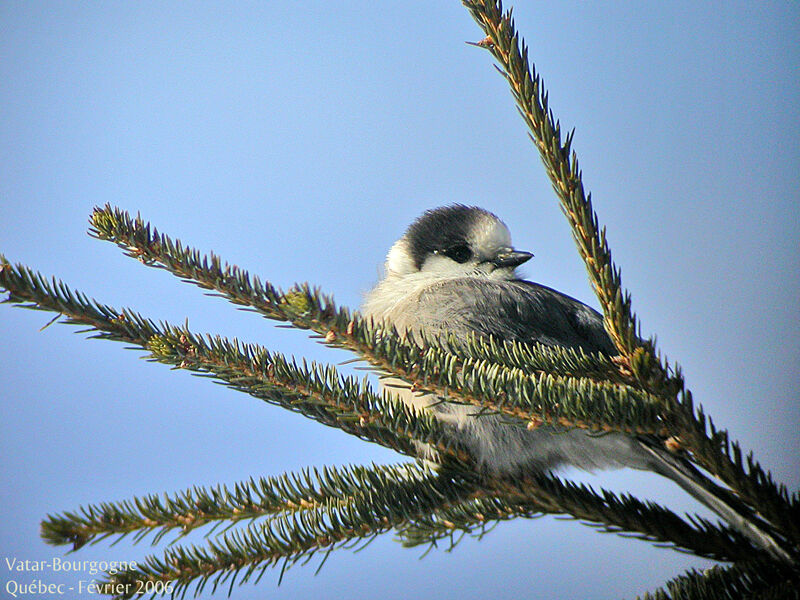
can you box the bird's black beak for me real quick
[490,249,533,268]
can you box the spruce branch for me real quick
[91,203,632,385]
[636,559,800,600]
[461,0,679,398]
[460,0,798,558]
[98,468,480,599]
[25,202,800,561]
[86,111,798,562]
[450,331,629,384]
[674,391,800,546]
[0,2,795,596]
[94,464,776,598]
[87,205,670,439]
[399,474,764,563]
[5,250,772,574]
[0,258,468,465]
[41,462,440,550]
[426,356,667,436]
[505,474,778,564]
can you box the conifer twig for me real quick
[462,0,678,398]
[98,469,480,599]
[87,206,671,439]
[42,462,438,550]
[93,466,772,598]
[399,475,764,563]
[0,3,796,596]
[674,391,800,545]
[460,0,798,558]
[635,559,800,600]
[0,258,466,464]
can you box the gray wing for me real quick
[413,278,616,355]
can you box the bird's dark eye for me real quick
[443,244,473,264]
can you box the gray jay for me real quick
[362,204,789,560]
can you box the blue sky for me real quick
[1,2,798,599]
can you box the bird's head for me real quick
[385,205,532,281]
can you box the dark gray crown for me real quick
[404,205,499,270]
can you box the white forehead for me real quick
[471,213,513,254]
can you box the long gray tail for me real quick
[639,441,793,563]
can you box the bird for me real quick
[361,204,790,561]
